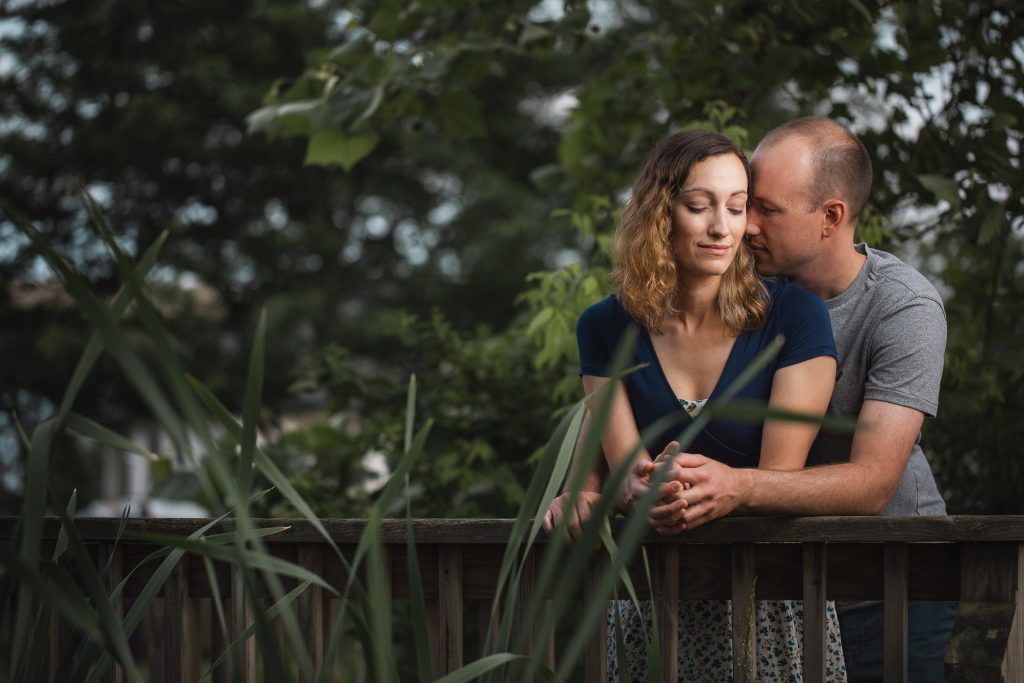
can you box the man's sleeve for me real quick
[863,296,947,417]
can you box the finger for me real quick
[679,501,718,529]
[649,496,688,521]
[654,441,680,463]
[633,458,654,476]
[672,453,708,468]
[542,509,553,534]
[655,481,682,500]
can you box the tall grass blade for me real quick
[199,579,313,681]
[65,413,161,461]
[433,654,529,683]
[52,505,143,682]
[365,511,397,682]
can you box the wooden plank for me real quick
[1003,542,1024,682]
[511,549,533,661]
[97,542,125,683]
[297,545,325,682]
[883,542,908,683]
[437,544,463,674]
[653,544,679,681]
[946,542,1020,681]
[11,515,1024,545]
[228,565,256,683]
[731,543,756,683]
[162,554,199,683]
[802,543,826,683]
[583,551,607,682]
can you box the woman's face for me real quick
[670,153,748,282]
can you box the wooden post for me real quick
[228,564,256,683]
[653,545,679,681]
[98,542,125,683]
[731,543,756,683]
[437,544,463,674]
[802,543,827,683]
[1005,543,1024,682]
[946,542,1019,681]
[583,550,608,682]
[297,545,325,682]
[162,554,198,683]
[883,542,909,683]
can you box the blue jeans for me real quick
[838,601,957,683]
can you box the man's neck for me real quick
[791,243,867,300]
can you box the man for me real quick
[544,117,953,681]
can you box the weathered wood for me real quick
[97,542,125,683]
[583,551,607,682]
[1006,543,1024,682]
[297,545,325,682]
[228,565,256,683]
[802,543,826,683]
[883,542,908,683]
[161,555,198,683]
[653,544,679,681]
[437,544,463,674]
[945,542,1021,681]
[510,549,534,663]
[11,515,1024,545]
[731,543,756,683]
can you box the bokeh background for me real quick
[2,0,1022,519]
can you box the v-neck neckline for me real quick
[639,327,742,418]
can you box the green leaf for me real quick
[433,91,486,140]
[978,202,1006,246]
[434,654,526,683]
[65,413,160,461]
[304,130,379,170]
[917,174,961,209]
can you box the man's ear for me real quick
[821,199,846,237]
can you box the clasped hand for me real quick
[543,441,707,540]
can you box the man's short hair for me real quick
[759,117,873,222]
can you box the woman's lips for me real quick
[699,244,731,255]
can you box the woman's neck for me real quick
[668,275,723,332]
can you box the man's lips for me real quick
[747,242,767,251]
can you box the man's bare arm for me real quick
[672,399,924,527]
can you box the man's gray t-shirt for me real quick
[806,244,947,516]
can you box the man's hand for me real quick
[658,453,751,530]
[542,490,603,542]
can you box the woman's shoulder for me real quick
[576,295,635,336]
[762,277,828,314]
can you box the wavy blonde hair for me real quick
[610,131,768,335]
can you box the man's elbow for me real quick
[859,476,900,515]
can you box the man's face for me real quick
[746,138,825,278]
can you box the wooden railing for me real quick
[3,516,1023,682]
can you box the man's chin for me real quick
[752,254,778,277]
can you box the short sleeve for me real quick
[775,285,838,369]
[576,299,613,377]
[863,297,946,416]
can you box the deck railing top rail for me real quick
[4,514,1024,544]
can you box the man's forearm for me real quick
[737,461,893,516]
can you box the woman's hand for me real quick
[542,490,603,543]
[640,441,693,534]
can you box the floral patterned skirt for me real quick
[607,599,847,682]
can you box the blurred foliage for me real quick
[257,312,560,518]
[2,0,1022,514]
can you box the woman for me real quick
[574,131,845,680]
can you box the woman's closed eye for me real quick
[685,204,710,214]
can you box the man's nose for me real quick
[746,213,762,235]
